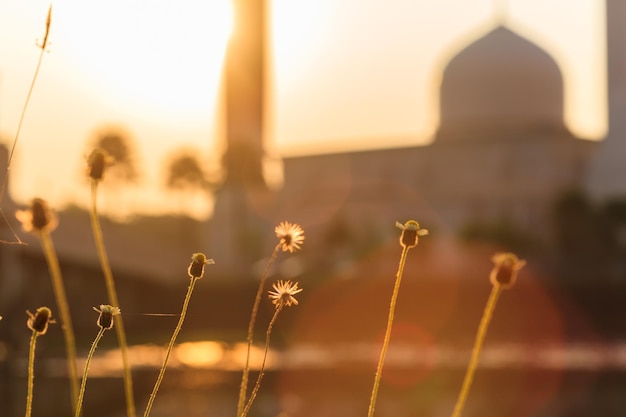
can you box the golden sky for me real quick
[0,0,606,218]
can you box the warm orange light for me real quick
[176,341,226,368]
[54,0,233,117]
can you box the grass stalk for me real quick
[24,330,38,417]
[74,327,106,417]
[450,284,502,417]
[89,180,136,417]
[143,276,199,417]
[236,243,281,417]
[367,244,410,417]
[39,230,79,412]
[241,304,283,417]
[0,4,52,245]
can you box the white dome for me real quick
[438,26,565,136]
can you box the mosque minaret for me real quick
[586,0,626,199]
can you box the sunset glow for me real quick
[0,0,607,217]
[56,0,233,118]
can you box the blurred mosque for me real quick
[208,0,624,272]
[1,0,626,281]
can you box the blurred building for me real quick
[269,24,597,255]
[2,2,623,280]
[586,0,626,199]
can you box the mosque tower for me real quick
[586,0,626,199]
[208,0,271,274]
[221,0,267,189]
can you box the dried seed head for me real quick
[268,280,303,308]
[93,305,121,330]
[27,306,53,335]
[87,149,112,181]
[37,4,52,50]
[275,221,305,253]
[15,198,58,234]
[187,253,215,279]
[490,252,526,289]
[395,220,429,248]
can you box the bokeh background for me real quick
[1,1,626,416]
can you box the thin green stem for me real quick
[39,230,79,412]
[241,305,283,417]
[74,328,106,417]
[367,245,410,417]
[236,243,281,417]
[89,180,136,417]
[143,277,198,417]
[24,330,38,417]
[450,284,503,417]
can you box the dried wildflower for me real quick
[275,221,305,253]
[490,252,526,289]
[87,149,113,181]
[395,220,428,248]
[93,305,120,330]
[268,280,303,308]
[16,198,58,234]
[187,253,215,279]
[27,307,53,335]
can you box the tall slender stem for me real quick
[0,6,50,244]
[367,245,410,417]
[241,305,283,417]
[89,180,135,417]
[39,231,79,412]
[74,328,106,417]
[24,330,38,417]
[143,277,198,417]
[450,284,503,417]
[236,243,281,417]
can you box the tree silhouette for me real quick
[164,148,213,193]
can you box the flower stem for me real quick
[74,327,106,417]
[39,230,79,412]
[236,243,281,417]
[0,7,50,244]
[241,305,283,417]
[367,245,410,417]
[450,284,503,417]
[24,330,38,417]
[89,180,136,417]
[143,277,199,417]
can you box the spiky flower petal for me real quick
[268,280,303,308]
[275,222,305,253]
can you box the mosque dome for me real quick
[437,26,565,136]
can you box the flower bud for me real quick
[395,220,429,248]
[93,305,120,330]
[27,307,53,335]
[187,253,215,279]
[489,252,526,289]
[87,149,110,181]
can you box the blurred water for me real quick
[3,341,626,417]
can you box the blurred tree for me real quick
[459,217,538,255]
[164,148,214,193]
[551,189,614,284]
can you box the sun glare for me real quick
[54,0,233,118]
